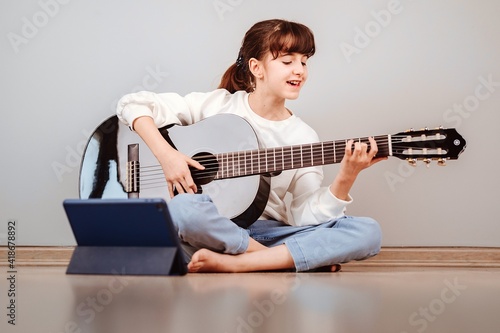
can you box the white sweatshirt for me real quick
[117,89,352,226]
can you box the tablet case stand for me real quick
[66,246,181,276]
[63,197,188,276]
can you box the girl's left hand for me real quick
[340,137,387,178]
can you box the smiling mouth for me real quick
[287,80,301,87]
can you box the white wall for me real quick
[1,0,499,246]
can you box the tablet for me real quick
[63,198,188,276]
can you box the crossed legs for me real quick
[168,194,381,273]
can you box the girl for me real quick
[117,19,386,273]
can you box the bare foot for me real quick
[331,264,342,272]
[188,249,239,273]
[188,244,295,273]
[308,264,342,272]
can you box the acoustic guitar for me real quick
[79,114,466,227]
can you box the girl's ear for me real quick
[248,58,263,79]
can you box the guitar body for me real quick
[79,114,270,227]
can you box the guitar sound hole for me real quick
[190,152,218,186]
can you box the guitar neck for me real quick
[213,135,392,180]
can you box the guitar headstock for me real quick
[391,127,466,166]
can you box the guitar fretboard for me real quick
[211,135,391,180]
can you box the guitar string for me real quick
[135,135,446,172]
[130,147,446,186]
[136,150,440,190]
[136,145,443,175]
[135,141,444,169]
[126,135,451,186]
[134,145,446,177]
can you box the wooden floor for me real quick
[1,265,500,333]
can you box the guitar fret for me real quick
[250,150,254,174]
[235,152,239,176]
[252,150,255,174]
[232,152,234,176]
[216,153,221,179]
[225,153,228,178]
[284,146,291,170]
[239,151,244,176]
[273,148,276,172]
[220,154,225,178]
[237,152,241,177]
[387,134,393,156]
[294,146,301,168]
[334,141,337,163]
[221,153,225,178]
[240,152,243,176]
[300,145,303,167]
[246,151,249,174]
[235,152,238,177]
[282,147,284,170]
[231,152,236,177]
[265,148,268,173]
[221,153,224,178]
[321,142,325,165]
[312,143,322,166]
[290,146,293,169]
[258,151,262,173]
[302,144,311,167]
[323,141,334,165]
[311,143,314,166]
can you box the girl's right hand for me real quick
[131,116,206,198]
[157,148,205,198]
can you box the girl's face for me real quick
[257,51,309,100]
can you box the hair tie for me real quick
[236,51,244,67]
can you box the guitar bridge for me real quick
[127,144,140,198]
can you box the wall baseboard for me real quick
[1,246,500,268]
[347,247,500,268]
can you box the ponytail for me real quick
[218,62,254,93]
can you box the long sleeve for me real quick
[288,169,353,226]
[116,89,239,130]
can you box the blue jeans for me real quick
[168,194,382,272]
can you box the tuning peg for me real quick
[407,158,417,167]
[437,158,446,166]
[423,158,431,167]
[405,128,414,133]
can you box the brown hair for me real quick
[218,19,316,93]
